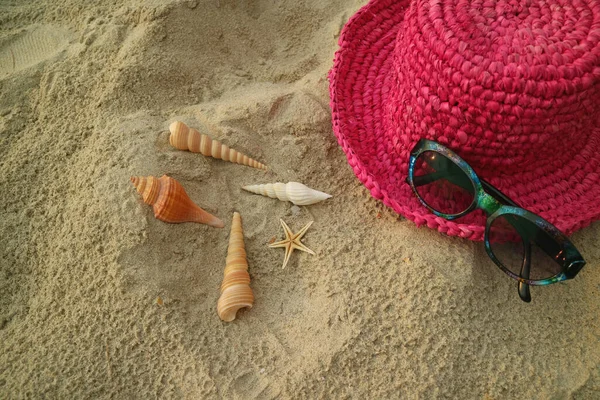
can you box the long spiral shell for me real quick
[169,121,267,170]
[130,175,224,228]
[217,212,254,322]
[242,182,332,205]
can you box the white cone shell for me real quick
[242,182,332,205]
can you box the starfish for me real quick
[268,219,315,269]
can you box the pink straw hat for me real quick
[329,0,600,240]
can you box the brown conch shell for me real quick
[217,212,254,322]
[169,121,267,170]
[130,175,224,228]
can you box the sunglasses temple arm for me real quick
[501,212,532,302]
[518,242,532,303]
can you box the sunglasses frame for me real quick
[407,139,586,287]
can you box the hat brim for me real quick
[329,0,600,240]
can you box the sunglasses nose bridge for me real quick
[477,191,503,216]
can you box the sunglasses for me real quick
[407,139,586,302]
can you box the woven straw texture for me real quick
[329,0,600,240]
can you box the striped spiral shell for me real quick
[130,175,224,228]
[217,212,254,322]
[169,121,267,170]
[242,182,332,205]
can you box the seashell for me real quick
[169,121,267,170]
[217,212,254,322]
[130,175,224,228]
[242,182,332,205]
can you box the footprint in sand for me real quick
[0,25,72,78]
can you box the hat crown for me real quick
[387,0,600,175]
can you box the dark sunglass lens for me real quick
[412,151,475,215]
[488,215,525,276]
[489,214,563,281]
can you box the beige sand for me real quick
[1,0,599,398]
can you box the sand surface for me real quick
[1,0,599,398]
